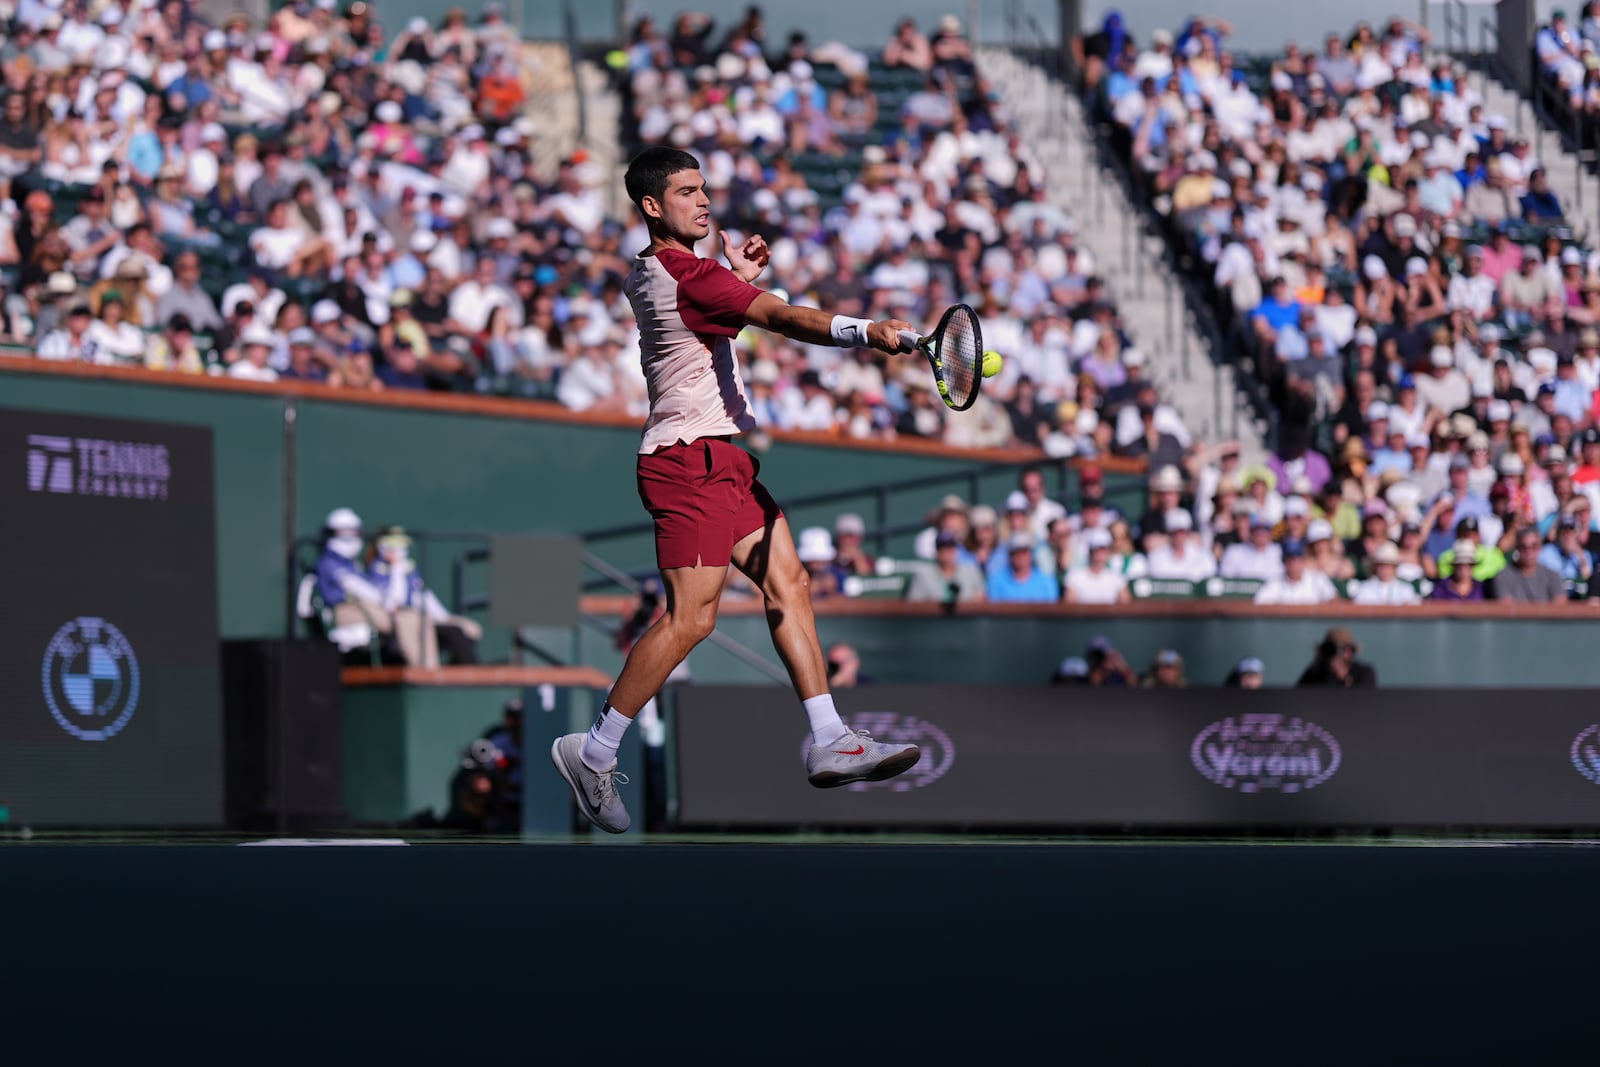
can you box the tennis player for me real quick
[551,147,922,832]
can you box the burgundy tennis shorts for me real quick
[636,437,784,570]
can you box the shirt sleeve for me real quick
[665,252,762,337]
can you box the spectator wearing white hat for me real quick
[1061,528,1128,605]
[227,324,279,382]
[1349,542,1421,604]
[794,526,843,599]
[1138,464,1189,542]
[1143,509,1216,582]
[1305,518,1355,581]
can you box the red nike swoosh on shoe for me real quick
[832,745,865,755]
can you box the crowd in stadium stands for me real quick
[1536,7,1600,117]
[558,7,1177,452]
[793,425,1600,606]
[0,2,1189,456]
[1037,12,1600,608]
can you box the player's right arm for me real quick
[743,292,911,355]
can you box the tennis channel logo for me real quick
[1571,725,1600,785]
[40,618,141,742]
[801,713,956,792]
[1190,714,1341,794]
[26,433,172,500]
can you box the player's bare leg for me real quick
[551,563,724,833]
[731,516,921,788]
[605,563,725,714]
[729,516,828,699]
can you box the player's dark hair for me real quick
[624,147,701,210]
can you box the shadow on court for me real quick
[1,841,1596,1063]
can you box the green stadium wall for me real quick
[8,363,1596,689]
[1,365,1073,636]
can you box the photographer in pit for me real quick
[439,737,518,834]
[1295,627,1378,688]
[479,698,525,831]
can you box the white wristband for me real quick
[829,315,873,348]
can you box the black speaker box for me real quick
[221,639,346,832]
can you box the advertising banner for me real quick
[673,686,1600,828]
[0,408,223,825]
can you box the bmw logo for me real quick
[40,617,141,741]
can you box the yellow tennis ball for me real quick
[982,349,1004,378]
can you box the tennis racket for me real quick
[899,303,984,412]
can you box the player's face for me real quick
[647,169,711,243]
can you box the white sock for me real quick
[804,694,849,748]
[581,707,632,771]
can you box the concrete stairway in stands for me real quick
[978,48,1266,460]
[1473,71,1600,240]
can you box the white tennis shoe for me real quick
[806,729,921,788]
[551,734,631,833]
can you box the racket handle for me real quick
[897,329,920,353]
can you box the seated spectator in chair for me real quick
[1144,509,1215,582]
[906,530,987,604]
[1349,541,1422,604]
[1540,513,1594,597]
[1062,528,1129,604]
[1220,514,1283,580]
[314,508,392,659]
[367,525,483,665]
[1253,539,1339,605]
[1431,539,1486,600]
[831,512,877,577]
[1492,526,1567,602]
[990,531,1061,603]
[1520,168,1564,222]
[795,526,844,598]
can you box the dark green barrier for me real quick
[575,609,1600,689]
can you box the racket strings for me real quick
[938,311,980,407]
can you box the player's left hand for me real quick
[720,228,769,282]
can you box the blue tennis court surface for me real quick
[3,837,1597,1062]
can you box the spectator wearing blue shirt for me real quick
[988,532,1060,602]
[1539,514,1593,596]
[1128,78,1170,155]
[1457,151,1487,189]
[1553,356,1591,423]
[1521,168,1565,222]
[1251,276,1302,345]
[1369,426,1414,478]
